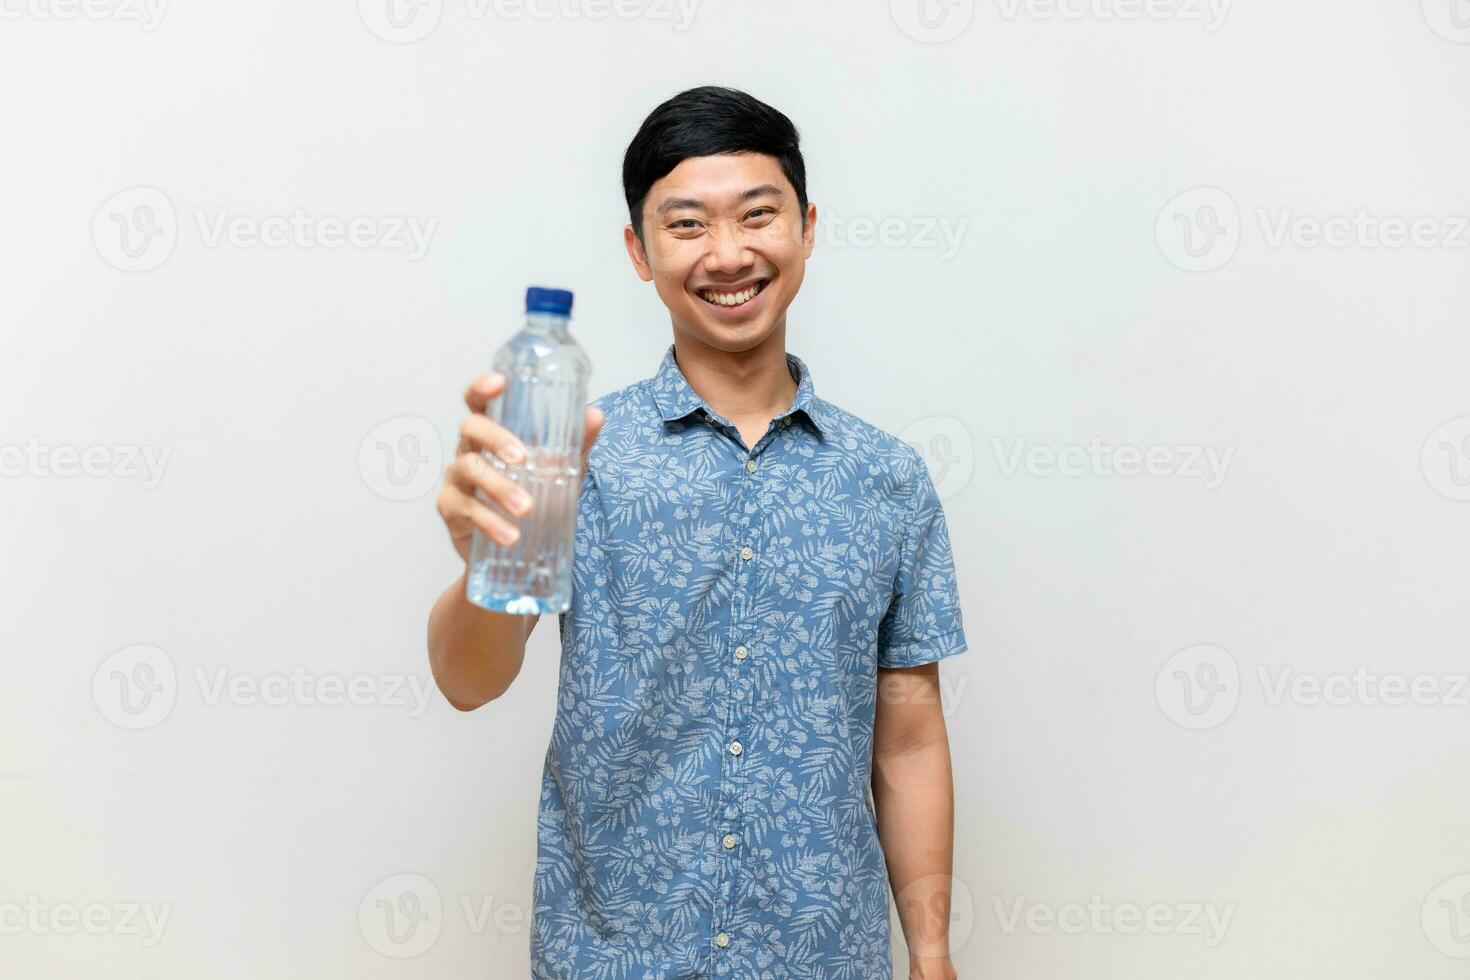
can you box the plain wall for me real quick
[3,1,1470,976]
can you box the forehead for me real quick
[646,152,792,213]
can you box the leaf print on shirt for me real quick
[530,344,969,979]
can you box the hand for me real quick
[436,371,605,564]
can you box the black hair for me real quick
[622,85,808,244]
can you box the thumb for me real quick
[580,406,605,471]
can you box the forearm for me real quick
[427,572,534,710]
[872,735,958,979]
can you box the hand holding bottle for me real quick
[438,370,604,565]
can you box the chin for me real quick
[679,315,775,352]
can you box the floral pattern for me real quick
[530,343,968,978]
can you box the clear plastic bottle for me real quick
[465,287,591,615]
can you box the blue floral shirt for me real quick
[530,343,969,979]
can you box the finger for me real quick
[584,405,605,444]
[459,492,522,546]
[458,413,527,465]
[438,478,522,546]
[462,372,507,415]
[580,406,605,469]
[448,453,533,517]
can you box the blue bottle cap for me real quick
[526,286,574,316]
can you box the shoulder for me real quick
[589,379,646,419]
[811,396,930,502]
[587,379,656,443]
[583,379,658,472]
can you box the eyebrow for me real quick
[654,184,785,217]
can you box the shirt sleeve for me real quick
[875,448,969,669]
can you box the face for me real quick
[624,152,816,354]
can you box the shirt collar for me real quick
[650,342,829,438]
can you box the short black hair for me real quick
[622,85,807,244]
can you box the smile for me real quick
[696,279,770,309]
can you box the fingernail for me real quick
[511,490,532,512]
[502,443,526,464]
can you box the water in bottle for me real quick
[466,286,591,615]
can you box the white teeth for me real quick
[700,282,763,306]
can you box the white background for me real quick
[3,0,1470,977]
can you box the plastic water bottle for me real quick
[465,286,591,615]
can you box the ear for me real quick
[802,202,817,259]
[624,224,653,282]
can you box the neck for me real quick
[671,326,798,423]
[524,311,570,339]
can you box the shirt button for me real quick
[728,740,743,756]
[739,545,753,561]
[745,458,757,473]
[734,645,748,662]
[722,833,738,849]
[714,931,730,948]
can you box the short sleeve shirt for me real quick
[530,343,969,979]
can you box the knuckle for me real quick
[436,486,456,518]
[465,452,495,481]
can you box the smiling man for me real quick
[428,86,969,979]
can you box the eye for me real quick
[668,219,704,235]
[745,208,776,222]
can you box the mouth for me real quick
[694,278,771,315]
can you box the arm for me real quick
[427,371,603,711]
[872,661,959,980]
[427,577,539,710]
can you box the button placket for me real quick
[713,425,770,950]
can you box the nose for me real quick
[702,224,754,278]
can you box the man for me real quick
[429,85,968,980]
